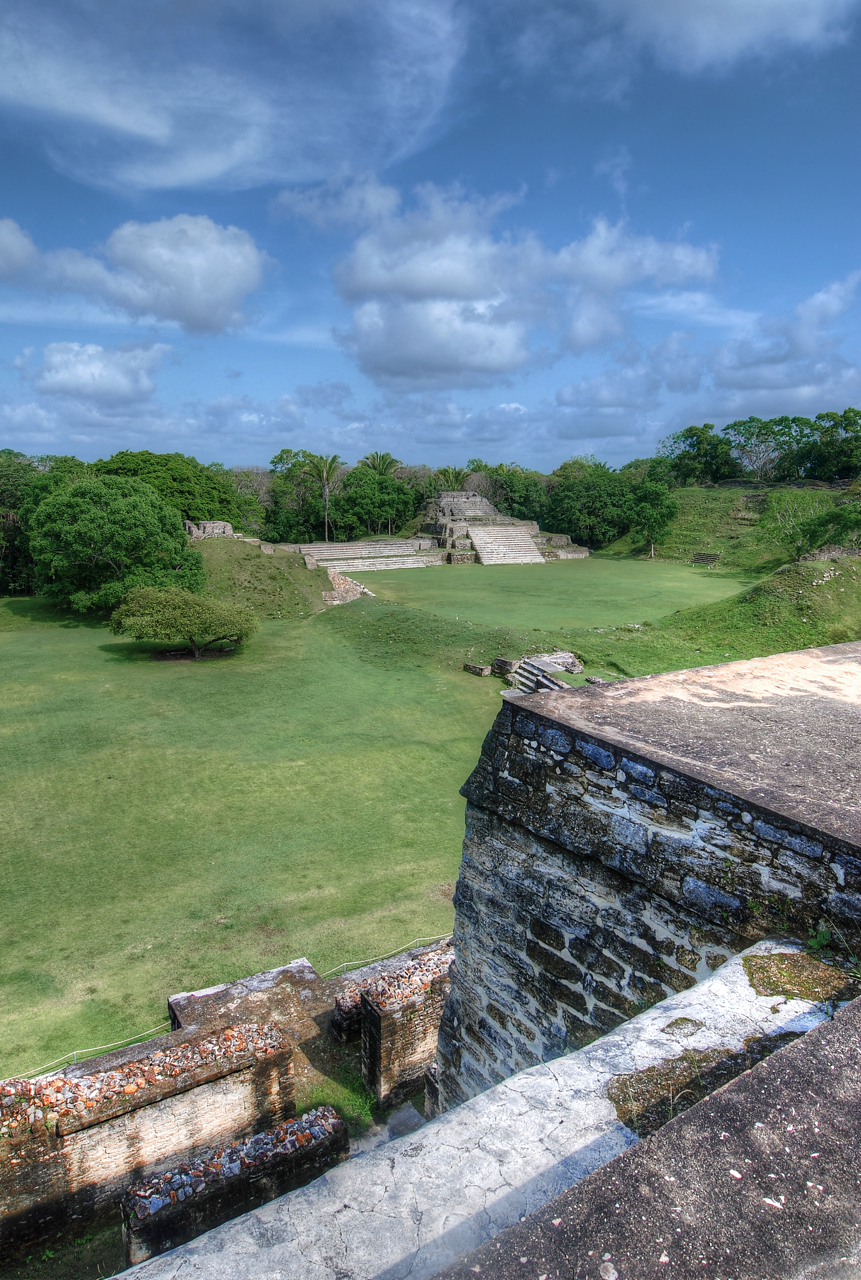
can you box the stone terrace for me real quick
[437,642,861,1107]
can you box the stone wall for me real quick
[361,969,452,1104]
[0,1024,293,1251]
[436,646,861,1109]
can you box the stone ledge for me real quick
[114,940,837,1280]
[434,991,861,1280]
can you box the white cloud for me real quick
[0,0,462,191]
[287,178,716,388]
[0,215,266,332]
[600,0,859,70]
[35,342,172,404]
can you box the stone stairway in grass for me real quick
[506,657,570,693]
[467,525,545,565]
[299,541,442,573]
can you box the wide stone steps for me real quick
[300,542,420,561]
[323,556,437,572]
[467,525,545,565]
[508,658,569,693]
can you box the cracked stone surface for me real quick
[116,941,831,1280]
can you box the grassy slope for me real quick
[604,484,838,570]
[198,538,331,616]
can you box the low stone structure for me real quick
[121,1107,348,1266]
[436,642,861,1109]
[322,568,375,606]
[183,521,234,540]
[116,942,842,1279]
[0,1025,293,1251]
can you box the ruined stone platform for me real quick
[115,942,838,1279]
[517,641,861,845]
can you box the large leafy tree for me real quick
[336,467,415,536]
[29,475,204,611]
[110,587,258,659]
[264,449,324,543]
[466,460,549,524]
[91,450,255,524]
[659,425,740,485]
[0,450,38,594]
[793,408,861,482]
[435,465,470,490]
[547,459,634,548]
[629,481,680,558]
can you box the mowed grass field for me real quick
[6,545,860,1083]
[0,600,499,1079]
[350,557,758,630]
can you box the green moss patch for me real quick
[742,952,861,1003]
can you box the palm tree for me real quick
[435,465,470,491]
[303,453,342,542]
[359,451,402,477]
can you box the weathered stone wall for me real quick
[436,677,861,1109]
[0,1025,293,1250]
[361,969,451,1104]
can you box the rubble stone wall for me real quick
[361,969,452,1104]
[436,694,861,1109]
[0,1029,293,1250]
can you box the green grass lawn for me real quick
[3,544,860,1083]
[349,557,759,630]
[0,600,498,1079]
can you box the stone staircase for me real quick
[467,525,545,566]
[299,541,441,573]
[507,657,571,693]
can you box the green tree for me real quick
[794,408,861,482]
[465,460,549,524]
[435,465,470,490]
[721,417,783,481]
[91,450,255,525]
[358,451,402,477]
[29,476,204,611]
[659,425,740,485]
[303,454,343,542]
[629,481,680,558]
[0,450,38,594]
[264,449,323,543]
[336,468,415,536]
[111,587,258,659]
[547,459,634,548]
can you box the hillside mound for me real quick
[200,539,330,618]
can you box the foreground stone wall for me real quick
[0,1025,293,1251]
[118,942,840,1280]
[437,648,861,1108]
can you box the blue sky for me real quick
[0,0,859,469]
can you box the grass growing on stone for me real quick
[198,538,331,617]
[602,484,838,570]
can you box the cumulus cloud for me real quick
[291,178,716,388]
[0,215,265,332]
[0,0,462,191]
[34,342,172,404]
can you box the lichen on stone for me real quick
[742,951,861,1003]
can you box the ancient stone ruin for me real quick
[436,640,861,1108]
[300,491,588,572]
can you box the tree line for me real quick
[1,406,859,607]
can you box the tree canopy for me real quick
[629,480,680,558]
[28,475,204,611]
[110,587,258,659]
[547,460,634,548]
[91,450,259,525]
[336,467,415,536]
